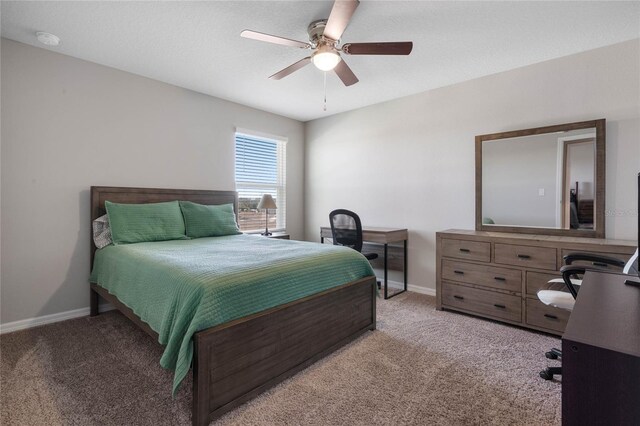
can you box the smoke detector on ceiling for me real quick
[36,32,60,46]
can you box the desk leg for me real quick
[383,243,388,299]
[385,239,408,300]
[403,239,407,292]
[321,236,324,244]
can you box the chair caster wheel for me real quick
[539,370,553,380]
[545,351,558,360]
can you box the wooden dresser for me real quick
[436,229,636,335]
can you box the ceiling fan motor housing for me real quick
[308,19,334,45]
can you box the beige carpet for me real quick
[1,292,562,425]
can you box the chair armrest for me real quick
[563,252,626,268]
[559,265,604,299]
[559,265,610,276]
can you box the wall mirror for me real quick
[476,119,605,238]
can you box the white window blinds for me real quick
[235,132,286,232]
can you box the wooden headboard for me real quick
[90,186,238,264]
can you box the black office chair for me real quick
[538,249,639,380]
[329,209,381,288]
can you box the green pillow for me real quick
[105,201,187,244]
[179,201,241,238]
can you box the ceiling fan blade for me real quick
[323,0,360,41]
[241,30,311,49]
[333,59,359,86]
[269,57,312,80]
[342,42,413,55]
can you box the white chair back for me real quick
[623,248,639,275]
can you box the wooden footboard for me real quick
[192,275,377,425]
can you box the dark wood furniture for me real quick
[476,119,606,238]
[89,186,376,426]
[436,229,636,335]
[321,226,408,299]
[562,271,640,425]
[577,199,594,227]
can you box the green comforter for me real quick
[89,234,374,393]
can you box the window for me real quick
[235,132,286,232]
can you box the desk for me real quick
[320,226,408,299]
[562,271,640,425]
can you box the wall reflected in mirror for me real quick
[482,128,596,231]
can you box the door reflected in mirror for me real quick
[563,138,595,230]
[476,120,604,235]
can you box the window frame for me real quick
[234,129,287,233]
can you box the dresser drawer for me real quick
[526,271,563,297]
[560,249,629,272]
[526,298,570,334]
[442,260,522,292]
[494,244,556,270]
[442,282,521,322]
[441,239,490,262]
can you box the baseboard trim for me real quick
[408,284,436,296]
[385,279,436,296]
[0,303,114,334]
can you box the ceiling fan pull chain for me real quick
[323,71,327,111]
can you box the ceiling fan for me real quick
[240,0,413,86]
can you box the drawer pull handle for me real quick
[453,295,464,300]
[544,314,558,320]
[592,262,608,268]
[517,254,531,259]
[494,304,506,309]
[459,248,470,253]
[494,276,506,281]
[454,270,465,275]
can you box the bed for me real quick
[89,186,377,426]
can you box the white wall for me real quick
[482,135,558,227]
[0,39,305,324]
[305,39,640,293]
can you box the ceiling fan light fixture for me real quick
[311,45,341,71]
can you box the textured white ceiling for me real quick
[2,1,639,121]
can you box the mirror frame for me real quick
[475,119,605,238]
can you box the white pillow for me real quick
[93,214,113,249]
